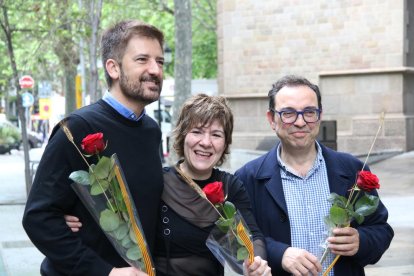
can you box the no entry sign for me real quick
[19,75,35,89]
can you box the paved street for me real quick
[0,148,413,275]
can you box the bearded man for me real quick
[23,20,165,276]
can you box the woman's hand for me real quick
[244,256,272,276]
[64,215,82,232]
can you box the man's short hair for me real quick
[268,75,322,111]
[101,20,164,87]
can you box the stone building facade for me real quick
[217,0,414,155]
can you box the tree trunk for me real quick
[65,67,77,114]
[53,0,79,115]
[88,0,103,103]
[172,0,192,124]
[0,3,32,195]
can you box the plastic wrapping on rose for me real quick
[69,154,155,275]
[205,211,253,275]
[318,215,339,270]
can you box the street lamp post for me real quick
[158,45,172,163]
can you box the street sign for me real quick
[19,75,35,89]
[39,98,52,119]
[38,81,52,98]
[22,92,35,107]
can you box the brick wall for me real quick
[218,0,414,154]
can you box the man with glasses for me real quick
[235,75,393,276]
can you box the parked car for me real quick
[0,116,43,154]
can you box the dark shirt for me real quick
[23,100,163,275]
[155,167,265,276]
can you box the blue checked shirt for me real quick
[277,142,335,276]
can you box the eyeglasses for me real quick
[270,108,321,124]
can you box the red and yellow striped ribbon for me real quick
[114,165,155,276]
[236,221,254,264]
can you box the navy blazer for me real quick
[235,143,394,276]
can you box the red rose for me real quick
[356,170,380,192]
[81,133,106,155]
[203,181,225,205]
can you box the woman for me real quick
[66,94,271,276]
[154,94,270,276]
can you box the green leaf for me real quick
[121,234,134,249]
[348,209,365,224]
[222,201,236,219]
[112,222,129,240]
[126,246,142,261]
[327,193,348,208]
[237,246,249,261]
[99,209,120,232]
[215,217,233,233]
[355,194,379,217]
[93,156,112,179]
[129,228,138,244]
[330,205,349,226]
[89,164,97,183]
[90,179,110,195]
[69,170,90,185]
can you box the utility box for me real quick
[318,120,337,151]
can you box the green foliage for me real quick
[0,121,21,148]
[237,246,249,261]
[111,222,129,240]
[192,0,217,78]
[100,0,216,78]
[326,191,380,227]
[69,152,147,266]
[214,200,253,261]
[354,193,379,217]
[329,205,349,226]
[222,201,236,218]
[68,170,90,185]
[327,193,347,208]
[99,209,120,232]
[216,216,233,233]
[1,0,218,108]
[92,156,112,179]
[126,246,143,261]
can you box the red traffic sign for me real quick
[19,75,35,89]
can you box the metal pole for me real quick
[157,99,165,163]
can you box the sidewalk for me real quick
[0,149,413,275]
[0,150,44,276]
[364,151,414,275]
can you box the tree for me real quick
[86,0,103,103]
[0,0,32,194]
[192,0,216,78]
[50,0,79,115]
[172,0,192,123]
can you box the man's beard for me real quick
[119,67,162,105]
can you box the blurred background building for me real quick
[217,0,414,156]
